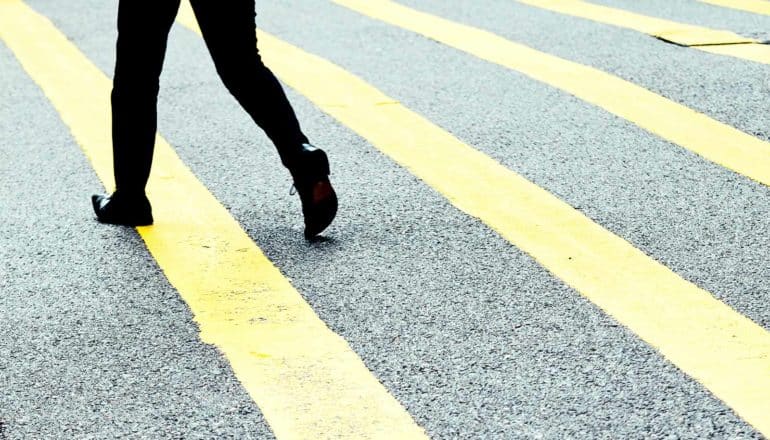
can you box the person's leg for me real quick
[188,0,307,167]
[189,0,337,237]
[111,0,181,197]
[93,0,180,226]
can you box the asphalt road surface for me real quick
[2,0,770,438]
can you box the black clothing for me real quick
[111,0,308,196]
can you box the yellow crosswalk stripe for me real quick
[700,0,770,16]
[520,0,752,45]
[515,0,770,65]
[194,1,768,436]
[332,0,770,190]
[0,2,428,439]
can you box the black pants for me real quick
[111,0,308,196]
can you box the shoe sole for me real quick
[304,181,338,239]
[301,149,337,239]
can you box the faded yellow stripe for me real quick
[0,2,427,439]
[517,0,754,46]
[515,0,770,64]
[700,0,770,16]
[332,0,770,189]
[196,0,767,436]
[698,41,770,63]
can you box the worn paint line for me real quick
[515,0,770,63]
[700,0,770,16]
[514,0,752,45]
[518,0,755,46]
[193,0,770,435]
[332,0,770,189]
[0,2,428,439]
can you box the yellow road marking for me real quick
[517,0,752,46]
[184,0,770,435]
[515,0,770,64]
[332,0,770,190]
[0,2,428,439]
[700,0,770,16]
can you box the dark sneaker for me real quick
[289,144,338,239]
[91,192,153,226]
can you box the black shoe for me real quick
[91,192,153,226]
[289,144,338,239]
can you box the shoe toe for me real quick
[92,194,108,212]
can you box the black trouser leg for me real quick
[189,0,308,168]
[111,0,180,196]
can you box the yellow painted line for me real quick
[700,0,770,16]
[514,0,770,65]
[0,2,428,439]
[699,41,770,61]
[185,0,770,435]
[517,0,754,46]
[332,0,770,189]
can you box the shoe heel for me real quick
[292,144,331,181]
[316,149,330,176]
[306,147,330,176]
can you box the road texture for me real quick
[2,0,770,438]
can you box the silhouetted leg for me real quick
[111,0,181,196]
[189,0,308,168]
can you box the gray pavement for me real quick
[2,0,769,438]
